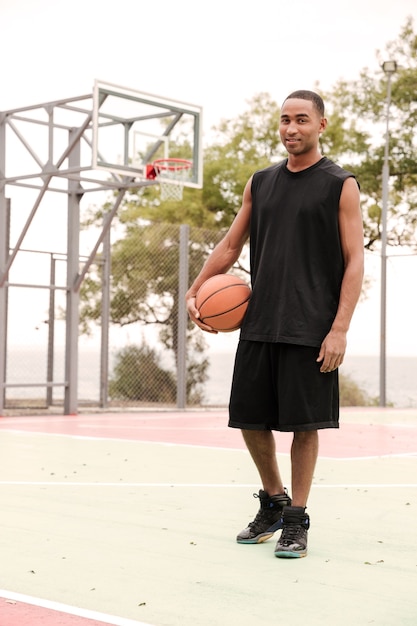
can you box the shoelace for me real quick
[279,524,306,546]
[248,508,276,532]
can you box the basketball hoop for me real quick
[151,158,193,201]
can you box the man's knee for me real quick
[293,430,318,443]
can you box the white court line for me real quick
[1,481,417,488]
[0,589,153,626]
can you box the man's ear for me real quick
[319,117,328,134]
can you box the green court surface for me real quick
[0,408,416,626]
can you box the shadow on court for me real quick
[0,408,416,626]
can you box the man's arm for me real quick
[317,176,365,372]
[185,177,253,333]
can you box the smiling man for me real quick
[186,90,364,558]
[280,94,326,160]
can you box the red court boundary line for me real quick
[0,590,152,626]
[0,411,416,458]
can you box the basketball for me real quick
[195,274,251,332]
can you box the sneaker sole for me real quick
[237,531,275,544]
[236,517,286,544]
[274,550,307,558]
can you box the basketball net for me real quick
[152,158,193,201]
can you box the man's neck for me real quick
[286,151,323,173]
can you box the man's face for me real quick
[279,98,326,156]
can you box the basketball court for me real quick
[1,80,417,625]
[0,406,416,626]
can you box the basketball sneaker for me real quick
[236,489,292,544]
[274,506,310,558]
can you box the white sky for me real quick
[1,0,417,357]
[1,0,416,127]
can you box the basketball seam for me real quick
[200,295,251,320]
[200,295,251,323]
[196,284,251,309]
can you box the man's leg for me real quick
[241,429,284,495]
[236,429,291,544]
[274,430,318,558]
[290,430,319,506]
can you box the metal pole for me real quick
[0,106,8,414]
[379,64,395,407]
[64,128,82,415]
[177,224,189,409]
[100,228,111,408]
[46,255,56,407]
[0,199,10,415]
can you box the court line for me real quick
[1,481,417,488]
[0,589,153,626]
[1,429,416,459]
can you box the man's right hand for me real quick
[185,294,218,334]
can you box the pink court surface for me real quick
[1,407,416,626]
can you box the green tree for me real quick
[79,218,220,404]
[202,93,283,228]
[339,373,378,406]
[109,344,176,403]
[320,16,417,250]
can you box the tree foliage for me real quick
[109,344,177,402]
[197,17,417,248]
[202,93,283,227]
[108,342,207,405]
[79,219,217,404]
[339,372,378,406]
[320,16,417,249]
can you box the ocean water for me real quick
[3,349,417,408]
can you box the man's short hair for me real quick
[283,90,325,117]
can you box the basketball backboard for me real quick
[92,80,203,188]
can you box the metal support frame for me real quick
[64,128,82,415]
[46,254,56,407]
[0,199,9,416]
[0,86,200,415]
[0,91,148,415]
[0,109,8,414]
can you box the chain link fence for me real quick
[2,222,251,413]
[103,222,231,409]
[4,221,416,413]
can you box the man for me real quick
[185,90,364,558]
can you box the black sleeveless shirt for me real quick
[240,157,356,347]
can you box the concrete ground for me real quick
[0,407,416,626]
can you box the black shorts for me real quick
[228,340,339,432]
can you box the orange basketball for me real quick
[195,274,251,332]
